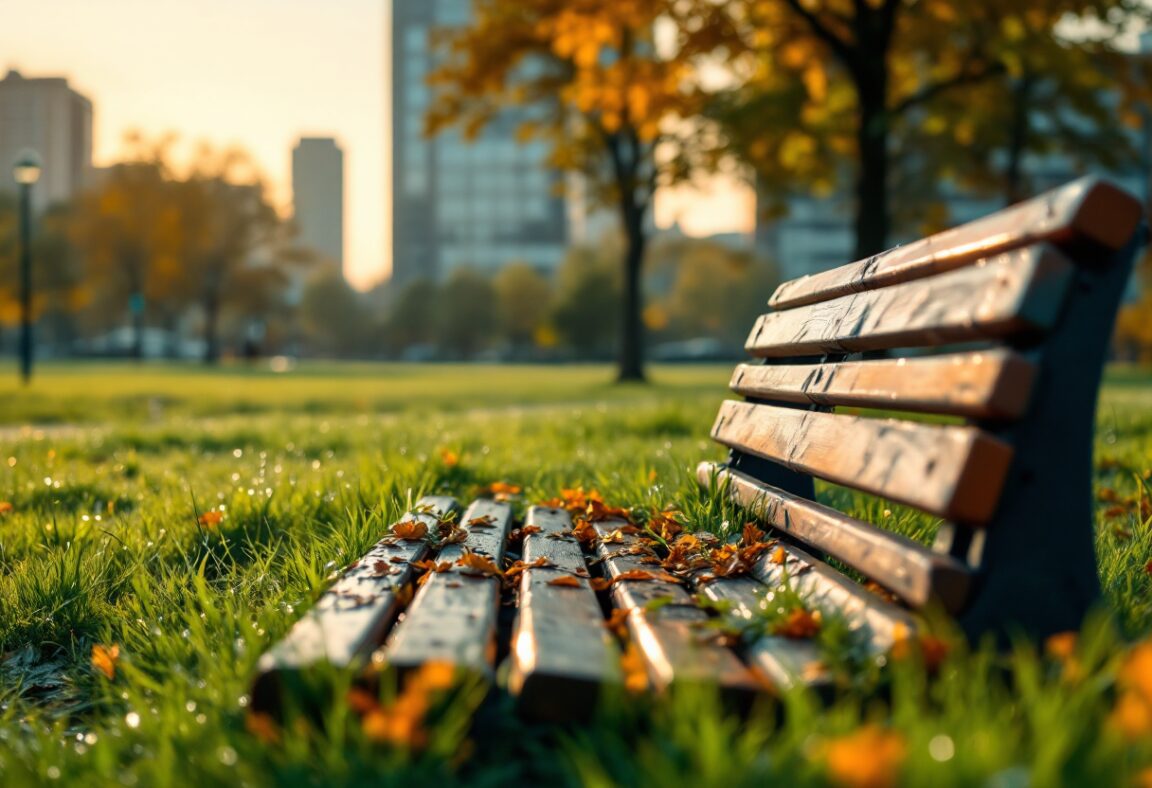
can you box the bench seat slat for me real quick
[380,499,513,677]
[251,495,458,712]
[592,520,762,694]
[753,542,918,651]
[747,245,1072,358]
[698,463,970,611]
[509,507,621,721]
[710,401,1013,524]
[693,574,831,692]
[730,349,1036,420]
[770,176,1142,309]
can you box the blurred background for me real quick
[1,0,1150,378]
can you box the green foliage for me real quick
[0,363,1150,784]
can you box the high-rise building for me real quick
[292,136,345,272]
[0,69,93,212]
[389,0,568,285]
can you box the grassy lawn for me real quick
[1,361,1151,786]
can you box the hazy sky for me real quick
[2,0,752,288]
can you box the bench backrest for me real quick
[701,177,1147,639]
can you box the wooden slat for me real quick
[770,176,1142,309]
[251,496,458,711]
[698,463,970,611]
[710,401,1013,524]
[379,499,513,677]
[693,574,831,692]
[753,542,918,651]
[592,520,762,694]
[729,348,1037,420]
[747,245,1073,358]
[508,506,621,721]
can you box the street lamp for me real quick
[13,149,41,385]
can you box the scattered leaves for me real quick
[773,608,822,640]
[547,576,583,588]
[621,642,648,694]
[467,515,498,528]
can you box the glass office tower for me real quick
[390,0,568,285]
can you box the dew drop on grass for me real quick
[46,766,60,780]
[233,449,243,458]
[218,746,238,766]
[125,711,141,729]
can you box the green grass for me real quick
[0,361,1151,786]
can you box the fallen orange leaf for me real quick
[198,510,224,527]
[546,576,582,588]
[392,520,429,541]
[91,643,120,680]
[456,551,502,577]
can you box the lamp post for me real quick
[12,150,41,385]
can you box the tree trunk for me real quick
[203,290,220,365]
[854,75,891,259]
[618,205,647,383]
[1004,74,1036,205]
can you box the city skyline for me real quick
[1,0,753,289]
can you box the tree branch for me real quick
[890,61,1005,117]
[781,0,861,77]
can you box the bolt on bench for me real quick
[252,177,1146,717]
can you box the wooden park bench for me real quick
[251,176,1146,718]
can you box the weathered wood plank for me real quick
[748,245,1073,358]
[729,349,1037,420]
[697,463,970,611]
[692,573,831,692]
[753,542,918,652]
[592,521,762,694]
[770,177,1142,309]
[251,496,458,712]
[508,506,621,721]
[710,401,1013,524]
[379,499,513,678]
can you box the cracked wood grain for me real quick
[748,245,1073,358]
[729,348,1036,421]
[379,498,514,678]
[697,463,970,611]
[710,401,1013,524]
[508,506,621,721]
[770,176,1142,309]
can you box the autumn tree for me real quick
[69,136,176,359]
[494,261,552,356]
[552,242,622,358]
[174,145,287,364]
[435,267,498,360]
[428,0,738,381]
[714,0,1151,257]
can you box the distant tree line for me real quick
[300,235,778,362]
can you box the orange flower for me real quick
[824,725,907,788]
[392,520,429,541]
[1109,690,1152,740]
[439,449,460,467]
[1118,641,1152,706]
[0,501,12,516]
[890,631,951,673]
[198,510,224,527]
[621,643,648,693]
[91,643,120,680]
